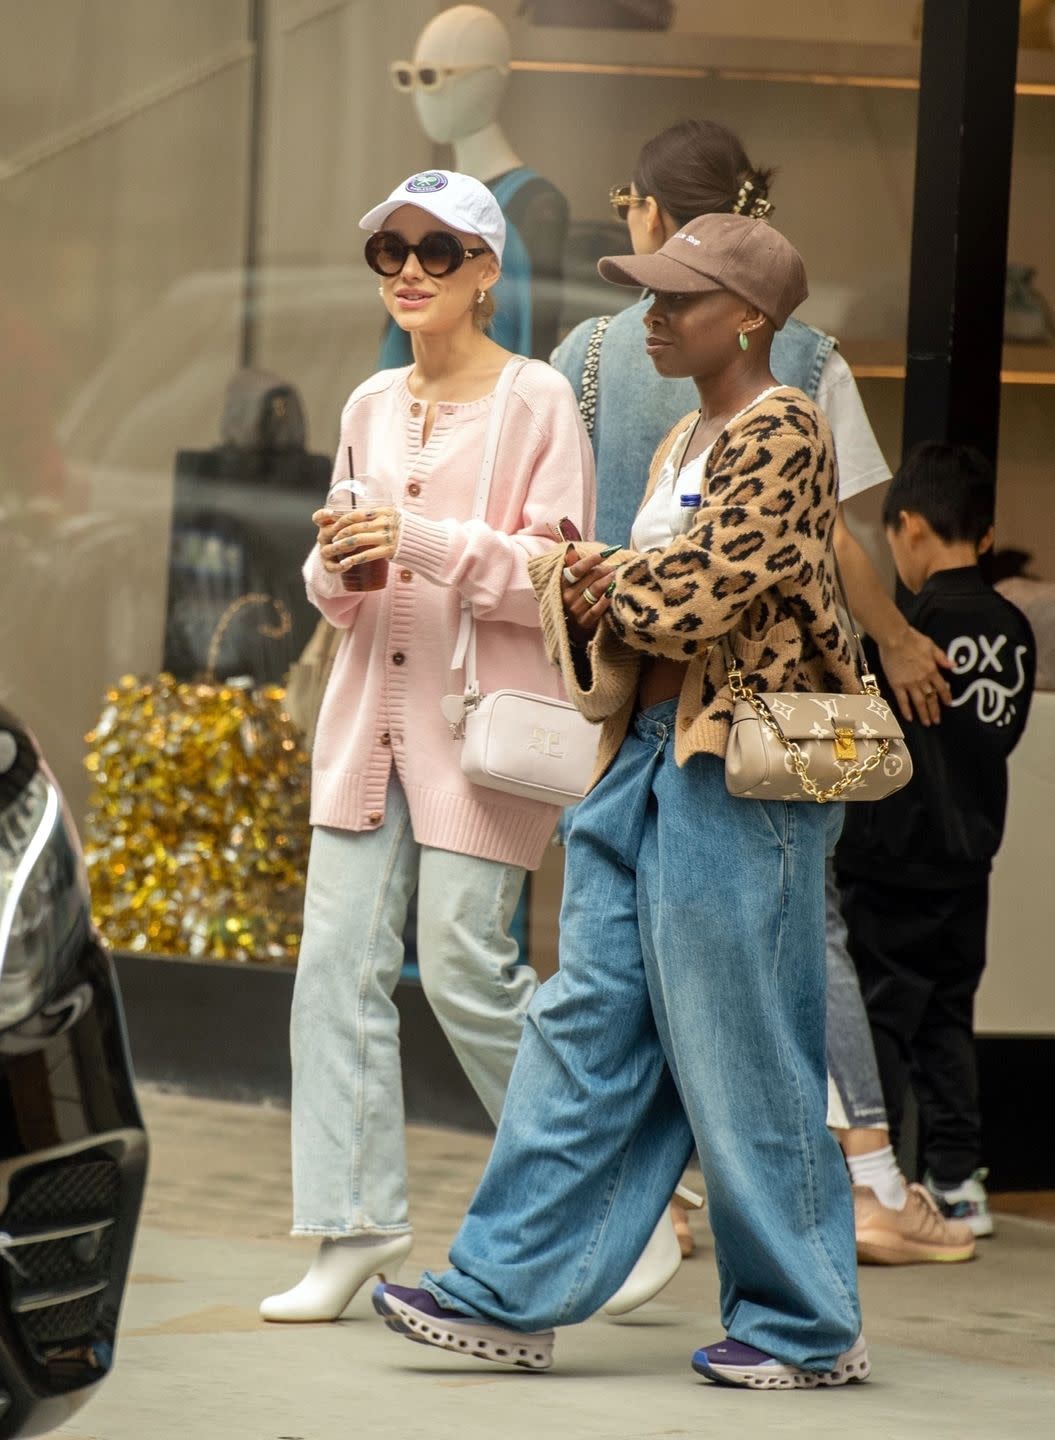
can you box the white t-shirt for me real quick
[816,350,891,503]
[631,360,890,551]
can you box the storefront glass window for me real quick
[1,1,1051,967]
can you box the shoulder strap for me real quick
[449,357,529,683]
[470,357,527,521]
[579,315,612,437]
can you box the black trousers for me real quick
[837,873,988,1186]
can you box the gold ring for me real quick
[582,586,600,606]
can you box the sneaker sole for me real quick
[856,1234,976,1266]
[372,1286,554,1371]
[692,1335,871,1390]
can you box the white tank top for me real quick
[630,386,786,551]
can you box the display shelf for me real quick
[510,32,1055,96]
[841,338,1055,385]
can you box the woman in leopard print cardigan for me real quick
[375,216,867,1391]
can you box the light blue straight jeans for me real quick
[825,860,890,1130]
[424,700,862,1371]
[290,775,535,1237]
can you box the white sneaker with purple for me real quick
[692,1334,871,1389]
[373,1284,554,1370]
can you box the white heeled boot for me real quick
[603,1185,704,1317]
[260,1233,412,1322]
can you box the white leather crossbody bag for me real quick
[440,358,600,808]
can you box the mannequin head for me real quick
[409,5,511,145]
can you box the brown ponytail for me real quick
[632,119,775,225]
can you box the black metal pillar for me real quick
[902,0,1020,465]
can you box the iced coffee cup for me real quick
[325,476,393,593]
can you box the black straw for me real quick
[347,445,355,506]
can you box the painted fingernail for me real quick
[599,545,621,558]
[605,581,616,596]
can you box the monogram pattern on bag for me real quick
[731,688,912,802]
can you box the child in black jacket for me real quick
[837,443,1035,1238]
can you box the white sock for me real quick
[847,1144,908,1211]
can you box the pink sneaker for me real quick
[854,1183,976,1264]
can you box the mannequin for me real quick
[381,4,568,362]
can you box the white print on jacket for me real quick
[947,634,1030,727]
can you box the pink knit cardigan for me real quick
[304,361,596,871]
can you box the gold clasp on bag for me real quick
[833,727,857,762]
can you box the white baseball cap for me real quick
[358,170,506,264]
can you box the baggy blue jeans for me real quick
[424,701,861,1370]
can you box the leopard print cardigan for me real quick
[528,388,859,784]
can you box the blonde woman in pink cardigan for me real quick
[260,172,595,1323]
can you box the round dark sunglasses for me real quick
[365,230,488,278]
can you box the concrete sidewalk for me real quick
[56,1089,1055,1440]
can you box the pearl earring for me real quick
[378,286,384,297]
[477,291,486,304]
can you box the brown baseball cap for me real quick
[598,213,808,330]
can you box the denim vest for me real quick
[378,170,537,369]
[551,297,836,546]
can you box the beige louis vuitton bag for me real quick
[725,668,913,804]
[723,582,913,805]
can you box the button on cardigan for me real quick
[303,362,596,871]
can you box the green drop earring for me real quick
[738,330,749,352]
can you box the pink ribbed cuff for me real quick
[393,512,454,584]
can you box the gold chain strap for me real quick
[727,662,891,805]
[206,593,293,679]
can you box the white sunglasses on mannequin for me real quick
[389,59,509,93]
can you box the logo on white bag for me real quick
[528,727,564,759]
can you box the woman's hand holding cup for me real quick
[317,476,398,592]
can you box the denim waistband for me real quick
[631,697,679,743]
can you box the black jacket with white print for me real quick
[837,567,1036,888]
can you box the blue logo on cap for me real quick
[405,171,448,194]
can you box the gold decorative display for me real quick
[82,597,311,964]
